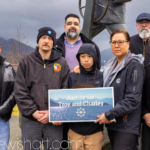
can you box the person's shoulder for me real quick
[56,33,65,43]
[96,69,103,76]
[21,52,34,60]
[58,56,66,63]
[69,72,79,81]
[128,59,144,71]
[144,63,150,70]
[3,61,11,67]
[130,34,139,40]
[17,52,35,66]
[69,72,79,78]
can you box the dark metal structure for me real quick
[79,0,132,39]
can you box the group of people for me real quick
[0,12,150,150]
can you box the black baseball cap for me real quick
[136,13,150,22]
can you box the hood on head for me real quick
[76,43,98,73]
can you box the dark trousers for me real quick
[108,129,138,150]
[142,122,150,150]
[61,124,69,150]
[21,116,63,150]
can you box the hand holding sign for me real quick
[95,113,116,124]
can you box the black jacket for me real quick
[15,47,70,120]
[130,34,150,66]
[68,44,103,136]
[0,56,16,122]
[142,63,150,116]
[104,52,144,135]
[56,33,101,70]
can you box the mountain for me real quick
[101,48,115,65]
[50,99,60,107]
[0,37,114,66]
[0,37,34,55]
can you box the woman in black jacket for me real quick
[95,30,145,150]
[68,43,103,150]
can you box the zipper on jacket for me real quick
[43,62,48,110]
[44,63,48,69]
[143,41,146,66]
[43,64,46,110]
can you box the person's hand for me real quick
[32,110,44,120]
[72,66,80,74]
[52,122,63,126]
[95,113,116,124]
[38,110,49,124]
[143,113,150,127]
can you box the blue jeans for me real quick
[0,119,10,150]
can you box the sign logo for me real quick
[76,107,86,117]
[53,63,61,72]
[48,30,52,35]
[116,78,121,84]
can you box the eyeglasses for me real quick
[109,40,128,46]
[137,22,150,26]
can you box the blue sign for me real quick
[48,87,114,122]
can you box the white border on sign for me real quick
[48,87,114,122]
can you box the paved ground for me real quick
[9,116,141,150]
[9,116,112,150]
[9,116,23,150]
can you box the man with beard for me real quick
[56,14,101,150]
[130,13,150,66]
[56,13,101,71]
[130,13,150,150]
[15,27,70,150]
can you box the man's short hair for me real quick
[65,14,80,23]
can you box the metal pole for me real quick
[81,0,96,39]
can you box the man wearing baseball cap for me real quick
[130,12,150,66]
[130,13,150,150]
[15,27,70,150]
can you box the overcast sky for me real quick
[0,0,150,51]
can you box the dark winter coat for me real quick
[0,56,16,122]
[68,44,103,136]
[142,63,150,117]
[56,33,101,70]
[15,47,70,120]
[103,52,144,135]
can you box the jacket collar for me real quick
[56,32,94,45]
[103,52,132,87]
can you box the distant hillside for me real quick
[101,48,115,65]
[0,37,34,55]
[0,37,114,65]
